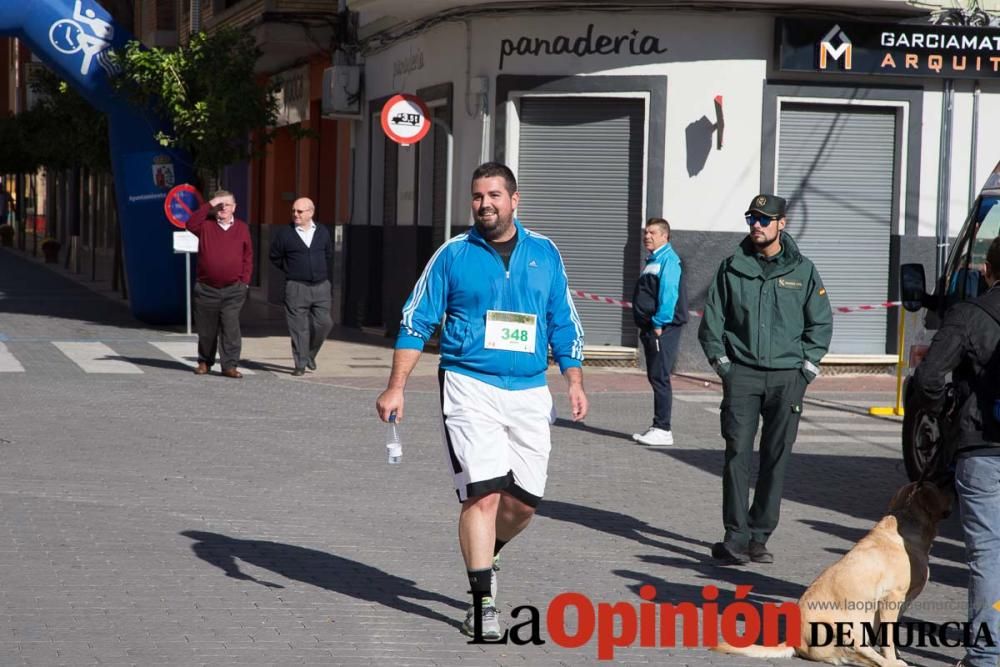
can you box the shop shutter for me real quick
[776,103,896,355]
[516,97,644,347]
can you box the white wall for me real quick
[356,8,1000,241]
[919,79,1000,240]
[359,21,480,228]
[359,11,772,234]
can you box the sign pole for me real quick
[185,253,192,336]
[165,183,204,337]
[869,306,906,417]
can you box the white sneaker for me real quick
[461,600,501,639]
[633,427,674,446]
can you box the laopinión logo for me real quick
[819,24,853,70]
[467,584,997,661]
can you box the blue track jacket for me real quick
[396,219,585,390]
[647,243,684,328]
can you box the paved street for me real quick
[0,248,970,666]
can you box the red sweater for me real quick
[186,204,253,288]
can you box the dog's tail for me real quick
[711,641,795,659]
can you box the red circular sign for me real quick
[164,184,204,229]
[380,93,432,145]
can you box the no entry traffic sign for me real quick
[164,184,204,229]
[381,93,431,146]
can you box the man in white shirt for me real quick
[269,197,334,376]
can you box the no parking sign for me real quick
[164,184,204,229]
[380,94,431,146]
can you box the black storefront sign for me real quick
[777,17,1000,79]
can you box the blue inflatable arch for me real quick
[2,0,195,324]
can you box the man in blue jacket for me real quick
[376,162,588,640]
[631,217,687,446]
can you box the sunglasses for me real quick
[745,214,780,227]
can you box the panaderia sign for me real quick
[777,17,1000,79]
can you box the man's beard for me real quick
[475,210,512,241]
[750,230,778,251]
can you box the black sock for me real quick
[467,568,492,601]
[493,539,507,557]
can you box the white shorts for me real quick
[439,370,554,506]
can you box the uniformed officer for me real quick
[698,194,833,565]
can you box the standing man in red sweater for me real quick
[186,190,253,378]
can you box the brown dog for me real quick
[712,481,953,667]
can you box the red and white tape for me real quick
[570,290,702,316]
[572,290,633,308]
[832,301,901,314]
[570,290,900,316]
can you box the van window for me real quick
[949,196,999,302]
[972,198,1000,268]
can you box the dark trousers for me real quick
[284,279,333,369]
[640,325,683,430]
[194,282,247,370]
[720,364,807,547]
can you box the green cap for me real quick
[745,194,787,218]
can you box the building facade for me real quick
[173,0,353,317]
[346,0,1000,370]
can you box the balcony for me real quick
[200,0,341,74]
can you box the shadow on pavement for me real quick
[0,249,145,330]
[240,359,297,374]
[552,418,634,442]
[180,530,465,629]
[537,499,712,552]
[802,518,968,588]
[536,500,797,599]
[105,356,191,372]
[656,448,911,523]
[618,559,804,605]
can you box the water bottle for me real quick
[386,413,403,465]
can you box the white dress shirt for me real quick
[295,222,317,248]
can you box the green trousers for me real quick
[720,363,807,547]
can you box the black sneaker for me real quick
[306,358,317,371]
[711,541,750,565]
[748,541,773,564]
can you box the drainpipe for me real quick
[190,0,201,35]
[969,81,980,206]
[935,79,954,281]
[444,123,454,242]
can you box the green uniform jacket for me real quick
[698,232,833,380]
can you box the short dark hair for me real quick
[987,236,1000,280]
[472,162,517,195]
[645,217,670,238]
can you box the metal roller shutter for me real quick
[516,97,644,346]
[776,103,896,355]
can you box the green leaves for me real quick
[0,68,110,174]
[113,27,280,182]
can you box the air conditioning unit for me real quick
[322,65,363,119]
